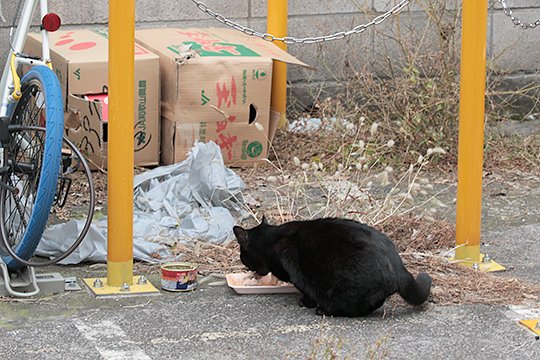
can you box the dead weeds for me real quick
[285,0,539,175]
[175,240,243,275]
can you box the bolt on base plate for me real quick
[82,275,159,297]
[450,253,506,272]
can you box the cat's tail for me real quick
[398,271,432,306]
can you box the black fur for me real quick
[233,217,432,317]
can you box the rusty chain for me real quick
[190,1,538,43]
[497,0,540,29]
[189,0,410,44]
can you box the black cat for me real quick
[233,216,432,317]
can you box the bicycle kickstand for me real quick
[0,259,40,297]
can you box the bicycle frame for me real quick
[0,1,89,294]
[0,0,53,118]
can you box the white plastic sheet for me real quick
[288,117,356,133]
[38,219,170,264]
[35,142,247,264]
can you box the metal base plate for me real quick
[519,319,540,336]
[82,276,160,297]
[451,253,506,272]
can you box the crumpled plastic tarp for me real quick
[35,142,247,264]
[37,218,171,264]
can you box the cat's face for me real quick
[233,218,270,275]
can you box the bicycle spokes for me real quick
[1,126,43,249]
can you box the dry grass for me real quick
[175,240,243,275]
[384,216,540,306]
[287,0,539,174]
[484,132,540,177]
[377,214,455,252]
[50,170,107,222]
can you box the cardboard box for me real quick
[25,29,160,169]
[135,28,310,165]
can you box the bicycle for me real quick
[0,0,95,290]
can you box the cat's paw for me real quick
[299,295,317,308]
[315,306,330,316]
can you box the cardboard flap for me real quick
[218,28,314,69]
[135,28,313,69]
[66,94,105,147]
[64,106,82,130]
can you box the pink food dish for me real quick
[226,272,299,294]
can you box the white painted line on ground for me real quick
[73,319,151,360]
[150,322,348,344]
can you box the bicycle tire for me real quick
[0,66,64,271]
[0,128,95,267]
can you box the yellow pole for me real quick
[267,0,288,128]
[107,0,135,286]
[455,0,489,263]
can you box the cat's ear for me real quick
[233,226,249,246]
[261,214,269,225]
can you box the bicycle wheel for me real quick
[0,66,64,271]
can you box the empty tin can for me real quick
[160,262,198,292]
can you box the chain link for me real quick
[497,0,540,29]
[190,0,410,44]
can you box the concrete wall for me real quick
[1,0,538,106]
